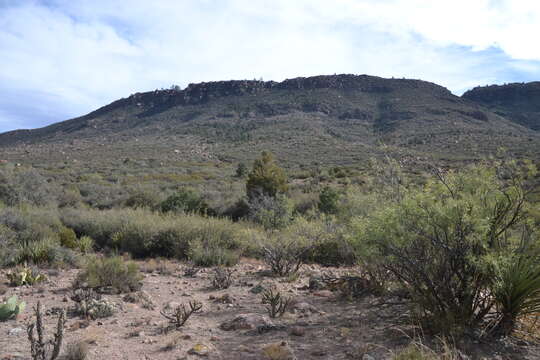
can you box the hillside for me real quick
[463,81,540,131]
[0,74,538,182]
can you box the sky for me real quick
[1,0,540,132]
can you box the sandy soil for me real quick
[1,259,539,360]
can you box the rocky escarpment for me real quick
[462,82,540,131]
[98,74,453,116]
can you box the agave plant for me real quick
[492,252,540,335]
[0,295,26,321]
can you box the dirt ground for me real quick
[1,259,539,360]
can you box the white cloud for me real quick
[0,0,539,131]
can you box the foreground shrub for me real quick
[74,256,142,294]
[354,163,536,334]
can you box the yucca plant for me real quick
[492,252,540,335]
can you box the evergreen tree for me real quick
[246,151,287,199]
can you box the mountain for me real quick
[0,74,538,173]
[462,82,540,131]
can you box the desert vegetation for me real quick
[0,149,539,359]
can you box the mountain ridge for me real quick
[0,74,538,172]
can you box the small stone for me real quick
[289,326,305,336]
[313,290,333,298]
[188,343,211,356]
[362,354,375,360]
[220,314,273,331]
[8,327,24,336]
[250,284,266,294]
[291,302,318,314]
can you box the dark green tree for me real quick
[235,163,248,178]
[318,186,341,214]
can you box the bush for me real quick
[160,189,210,215]
[61,207,257,262]
[286,217,356,266]
[248,194,292,230]
[74,256,142,294]
[259,234,313,276]
[77,236,94,254]
[353,164,536,334]
[0,165,59,207]
[58,226,78,249]
[124,190,161,210]
[318,186,341,214]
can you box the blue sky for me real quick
[1,0,540,132]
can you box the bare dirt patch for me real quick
[1,260,539,360]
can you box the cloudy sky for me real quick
[1,0,540,132]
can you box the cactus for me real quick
[27,301,66,360]
[7,265,46,287]
[0,295,26,321]
[261,288,290,318]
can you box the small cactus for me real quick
[27,301,66,360]
[262,289,290,318]
[7,265,46,287]
[0,295,26,321]
[160,301,202,330]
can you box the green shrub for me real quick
[160,189,210,215]
[285,217,355,266]
[318,186,341,214]
[77,236,94,254]
[61,207,254,261]
[60,207,131,248]
[247,194,292,230]
[124,190,161,210]
[58,226,78,249]
[74,256,143,293]
[187,220,245,266]
[353,163,536,334]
